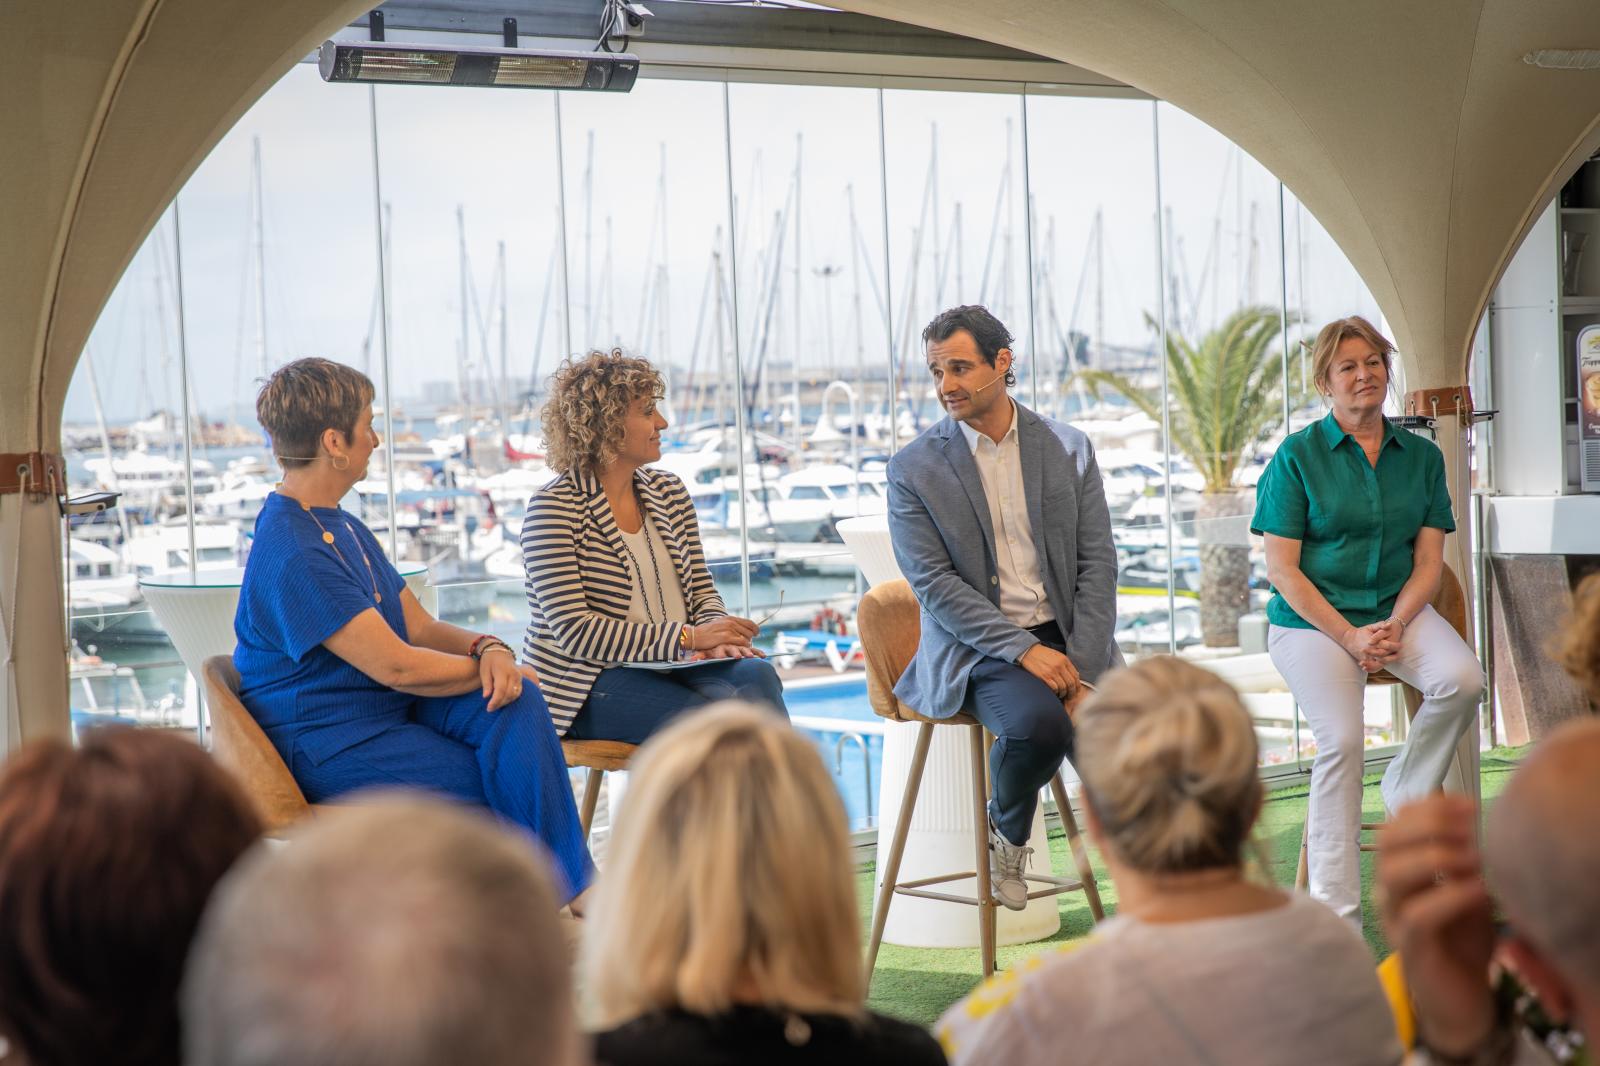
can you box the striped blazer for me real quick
[520,466,728,735]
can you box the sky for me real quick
[66,61,1382,428]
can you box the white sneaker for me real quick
[988,821,1032,911]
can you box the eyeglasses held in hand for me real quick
[752,589,785,628]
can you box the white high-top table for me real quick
[836,515,1061,948]
[139,563,432,745]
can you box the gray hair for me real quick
[182,794,582,1066]
[1487,718,1600,994]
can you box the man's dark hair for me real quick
[922,305,1017,387]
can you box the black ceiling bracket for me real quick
[503,17,518,47]
[369,9,385,41]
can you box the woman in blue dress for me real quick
[233,357,592,903]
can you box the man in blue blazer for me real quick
[887,304,1119,911]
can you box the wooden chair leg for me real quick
[970,724,997,978]
[1295,811,1310,892]
[579,768,603,841]
[865,722,934,984]
[1050,774,1104,922]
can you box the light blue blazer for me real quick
[885,404,1120,718]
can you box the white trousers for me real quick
[1269,606,1483,923]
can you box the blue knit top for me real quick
[234,492,408,766]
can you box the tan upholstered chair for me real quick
[859,579,1103,982]
[202,655,311,834]
[1294,564,1473,889]
[562,739,636,840]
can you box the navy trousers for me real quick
[287,687,594,904]
[565,657,790,745]
[962,621,1076,845]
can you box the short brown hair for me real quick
[0,728,262,1066]
[256,357,375,469]
[541,349,664,477]
[1309,316,1394,396]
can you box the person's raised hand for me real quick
[689,616,758,650]
[479,646,524,711]
[1019,643,1080,700]
[1376,793,1498,1059]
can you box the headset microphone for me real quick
[972,372,1005,395]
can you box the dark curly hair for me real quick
[1553,571,1600,704]
[922,304,1017,387]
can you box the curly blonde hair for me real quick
[1553,571,1600,704]
[541,349,665,477]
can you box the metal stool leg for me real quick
[865,722,934,984]
[579,768,603,841]
[1050,774,1104,922]
[970,723,996,978]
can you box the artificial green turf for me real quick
[862,747,1528,1027]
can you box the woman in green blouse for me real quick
[1250,316,1483,924]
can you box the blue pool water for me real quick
[785,676,883,829]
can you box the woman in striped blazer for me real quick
[521,350,789,742]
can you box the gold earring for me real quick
[332,455,350,472]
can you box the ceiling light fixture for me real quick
[318,40,640,92]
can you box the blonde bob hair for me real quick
[583,703,864,1028]
[541,349,664,478]
[1075,656,1262,874]
[1308,315,1395,398]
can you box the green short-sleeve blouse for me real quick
[1249,413,1455,629]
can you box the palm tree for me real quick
[1075,305,1304,647]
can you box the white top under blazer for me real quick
[519,466,728,735]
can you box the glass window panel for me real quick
[62,64,374,735]
[371,81,562,635]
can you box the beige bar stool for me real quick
[858,579,1104,981]
[562,739,636,840]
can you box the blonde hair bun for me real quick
[1075,656,1261,874]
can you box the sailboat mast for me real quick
[497,240,510,429]
[1095,208,1105,368]
[252,136,269,380]
[457,205,472,414]
[791,134,803,459]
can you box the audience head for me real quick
[584,703,863,1028]
[1552,570,1600,704]
[0,726,261,1066]
[1075,656,1262,875]
[256,357,377,473]
[1308,315,1394,404]
[922,304,1017,388]
[542,349,667,478]
[183,794,580,1066]
[1485,717,1600,1026]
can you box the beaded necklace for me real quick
[294,497,383,605]
[617,509,671,624]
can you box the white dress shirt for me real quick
[958,401,1054,628]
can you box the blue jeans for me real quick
[962,621,1076,846]
[566,658,790,744]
